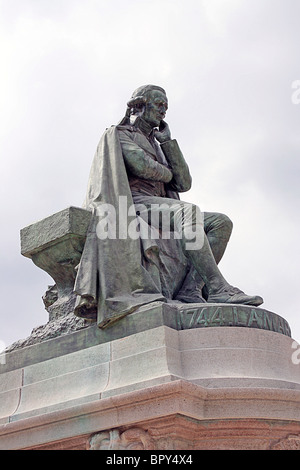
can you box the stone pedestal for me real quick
[1,303,299,450]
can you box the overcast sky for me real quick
[1,0,300,349]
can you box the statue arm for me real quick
[160,140,192,192]
[119,131,173,183]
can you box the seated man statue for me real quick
[74,85,263,328]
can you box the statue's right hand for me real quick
[155,120,172,143]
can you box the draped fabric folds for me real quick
[74,126,166,328]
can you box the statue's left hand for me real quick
[154,120,172,143]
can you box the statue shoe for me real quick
[207,286,263,307]
[74,295,97,320]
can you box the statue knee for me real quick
[205,212,233,241]
[218,213,233,239]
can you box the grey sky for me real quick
[0,0,299,348]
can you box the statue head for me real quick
[120,85,168,128]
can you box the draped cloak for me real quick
[74,125,204,328]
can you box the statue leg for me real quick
[170,202,263,306]
[174,212,232,302]
[133,195,263,307]
[204,212,233,264]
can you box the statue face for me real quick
[143,90,168,128]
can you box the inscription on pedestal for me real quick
[178,304,291,337]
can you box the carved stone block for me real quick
[21,206,91,302]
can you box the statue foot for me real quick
[74,295,97,321]
[207,286,263,307]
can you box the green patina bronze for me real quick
[16,84,286,351]
[73,84,264,328]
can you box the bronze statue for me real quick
[74,85,263,328]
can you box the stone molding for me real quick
[87,421,300,451]
[17,416,300,451]
[1,379,300,449]
[89,428,155,450]
[270,434,300,450]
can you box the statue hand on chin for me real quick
[154,120,171,144]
